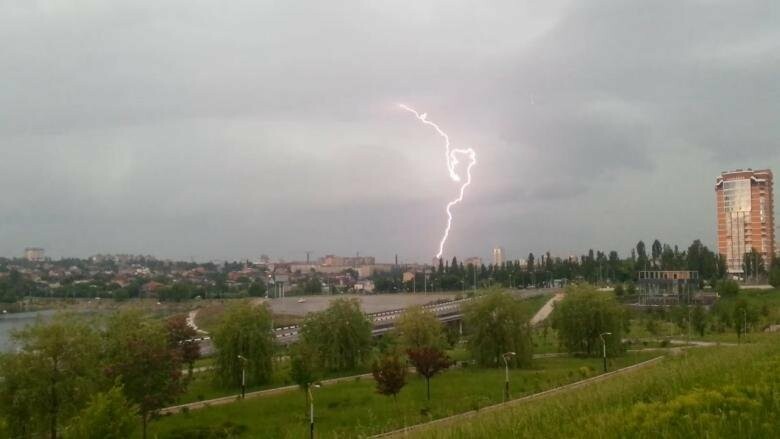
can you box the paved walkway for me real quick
[371,356,665,438]
[160,372,375,414]
[529,293,564,326]
[187,309,208,334]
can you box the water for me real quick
[0,309,56,352]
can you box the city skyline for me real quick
[2,1,779,262]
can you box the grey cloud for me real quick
[1,0,778,262]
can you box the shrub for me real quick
[769,266,780,288]
[166,422,247,439]
[717,279,740,297]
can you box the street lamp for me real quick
[308,383,321,439]
[237,355,248,398]
[742,308,747,343]
[599,332,612,373]
[502,352,516,401]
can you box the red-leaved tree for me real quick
[371,353,407,403]
[407,347,451,400]
[166,314,201,377]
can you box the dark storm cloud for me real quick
[1,0,778,262]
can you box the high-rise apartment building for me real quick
[24,247,45,262]
[715,169,774,275]
[492,247,505,266]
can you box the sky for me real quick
[2,0,779,263]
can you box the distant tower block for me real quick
[24,247,45,262]
[492,247,505,266]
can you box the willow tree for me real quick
[395,306,444,350]
[0,317,102,439]
[212,302,275,389]
[300,298,372,371]
[551,283,627,356]
[463,291,533,368]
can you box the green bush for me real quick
[166,422,247,439]
[624,384,777,437]
[717,279,740,297]
[769,267,780,288]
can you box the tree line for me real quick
[0,312,200,439]
[371,238,732,293]
[0,285,638,437]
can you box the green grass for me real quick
[626,288,780,345]
[178,358,365,404]
[148,352,656,438]
[410,334,780,438]
[177,293,556,404]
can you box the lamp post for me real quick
[237,355,248,399]
[502,352,516,401]
[308,383,321,439]
[599,332,612,373]
[743,308,747,342]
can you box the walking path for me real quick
[160,372,375,414]
[529,293,564,326]
[371,356,665,438]
[186,309,208,334]
[164,347,677,414]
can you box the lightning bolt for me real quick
[400,104,477,259]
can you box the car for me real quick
[297,298,307,303]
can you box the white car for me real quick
[297,298,307,303]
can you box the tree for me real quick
[743,248,766,281]
[551,284,627,357]
[395,306,444,350]
[301,275,323,294]
[732,299,759,341]
[463,291,533,368]
[717,279,740,297]
[300,298,372,371]
[104,311,185,439]
[769,266,780,288]
[636,241,648,271]
[371,353,407,402]
[158,283,191,302]
[63,385,138,439]
[248,282,267,297]
[406,347,451,400]
[651,239,662,268]
[0,317,102,439]
[212,302,275,389]
[289,342,320,415]
[165,314,201,378]
[690,305,708,337]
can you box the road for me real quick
[192,289,559,352]
[256,293,460,316]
